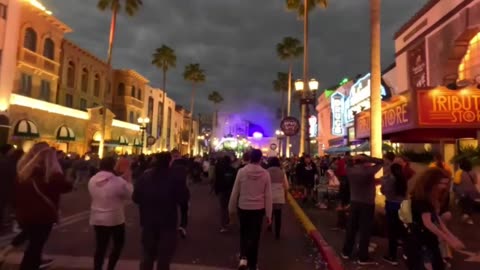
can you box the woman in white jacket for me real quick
[88,157,133,270]
[267,157,290,239]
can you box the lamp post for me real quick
[275,130,285,157]
[295,78,319,155]
[137,117,150,154]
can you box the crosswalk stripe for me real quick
[4,253,235,270]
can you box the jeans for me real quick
[19,224,53,270]
[385,201,404,259]
[272,206,283,239]
[338,176,350,207]
[140,227,177,270]
[238,209,264,270]
[218,192,230,228]
[93,224,125,270]
[179,202,189,228]
[342,202,374,261]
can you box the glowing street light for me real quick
[137,117,150,154]
[294,78,319,155]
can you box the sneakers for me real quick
[382,256,399,266]
[238,257,248,270]
[316,203,328,209]
[461,214,474,225]
[178,227,187,238]
[357,258,378,266]
[340,253,350,260]
[40,258,54,269]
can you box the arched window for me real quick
[24,28,37,52]
[43,38,54,60]
[81,68,89,92]
[137,88,142,100]
[129,111,134,123]
[118,83,125,96]
[67,61,75,88]
[131,86,136,97]
[94,74,101,97]
[458,32,480,81]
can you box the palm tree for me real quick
[285,0,328,155]
[370,0,382,159]
[152,45,176,150]
[96,0,143,158]
[272,72,289,119]
[207,91,224,128]
[183,63,206,155]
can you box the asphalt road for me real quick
[2,183,320,270]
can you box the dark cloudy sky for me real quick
[44,0,427,134]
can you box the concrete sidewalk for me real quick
[302,203,480,270]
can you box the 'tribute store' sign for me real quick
[330,92,345,136]
[344,73,387,123]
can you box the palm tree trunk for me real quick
[161,68,167,150]
[280,86,286,120]
[286,63,293,157]
[299,0,309,155]
[370,0,382,159]
[99,2,118,158]
[188,84,196,156]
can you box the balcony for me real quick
[19,48,60,77]
[116,96,143,109]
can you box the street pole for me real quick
[141,126,145,154]
[370,0,382,159]
[299,0,310,156]
[286,64,292,157]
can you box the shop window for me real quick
[94,74,101,97]
[118,83,125,96]
[67,61,75,88]
[129,111,134,123]
[24,28,37,52]
[81,68,89,92]
[458,32,480,81]
[80,98,87,111]
[65,94,73,108]
[40,80,51,101]
[137,88,142,100]
[43,38,54,60]
[131,86,136,97]
[19,73,32,96]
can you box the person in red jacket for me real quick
[14,142,72,270]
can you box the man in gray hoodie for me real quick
[229,149,272,270]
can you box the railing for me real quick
[19,48,60,76]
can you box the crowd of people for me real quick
[0,142,479,270]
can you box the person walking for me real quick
[88,157,133,270]
[341,155,383,266]
[229,149,272,270]
[295,154,318,203]
[133,152,189,270]
[171,149,190,238]
[14,142,72,270]
[266,157,289,239]
[381,163,408,265]
[0,144,16,233]
[453,158,479,225]
[214,156,237,233]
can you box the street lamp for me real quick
[295,78,319,155]
[137,117,150,154]
[275,130,285,157]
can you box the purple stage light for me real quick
[253,132,263,139]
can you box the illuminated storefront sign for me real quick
[355,96,412,139]
[330,92,345,136]
[417,88,480,126]
[345,73,387,123]
[309,115,318,138]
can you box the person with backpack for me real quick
[214,155,237,233]
[381,163,407,265]
[403,168,465,270]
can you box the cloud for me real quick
[43,0,429,123]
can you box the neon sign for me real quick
[345,73,386,123]
[309,115,317,138]
[331,92,345,136]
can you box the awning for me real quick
[354,141,394,152]
[132,138,142,147]
[56,125,75,141]
[325,145,351,154]
[118,136,129,146]
[13,119,39,138]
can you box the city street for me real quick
[1,183,320,270]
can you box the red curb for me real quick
[309,230,344,270]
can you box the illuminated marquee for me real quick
[345,73,387,123]
[309,115,318,138]
[330,92,345,136]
